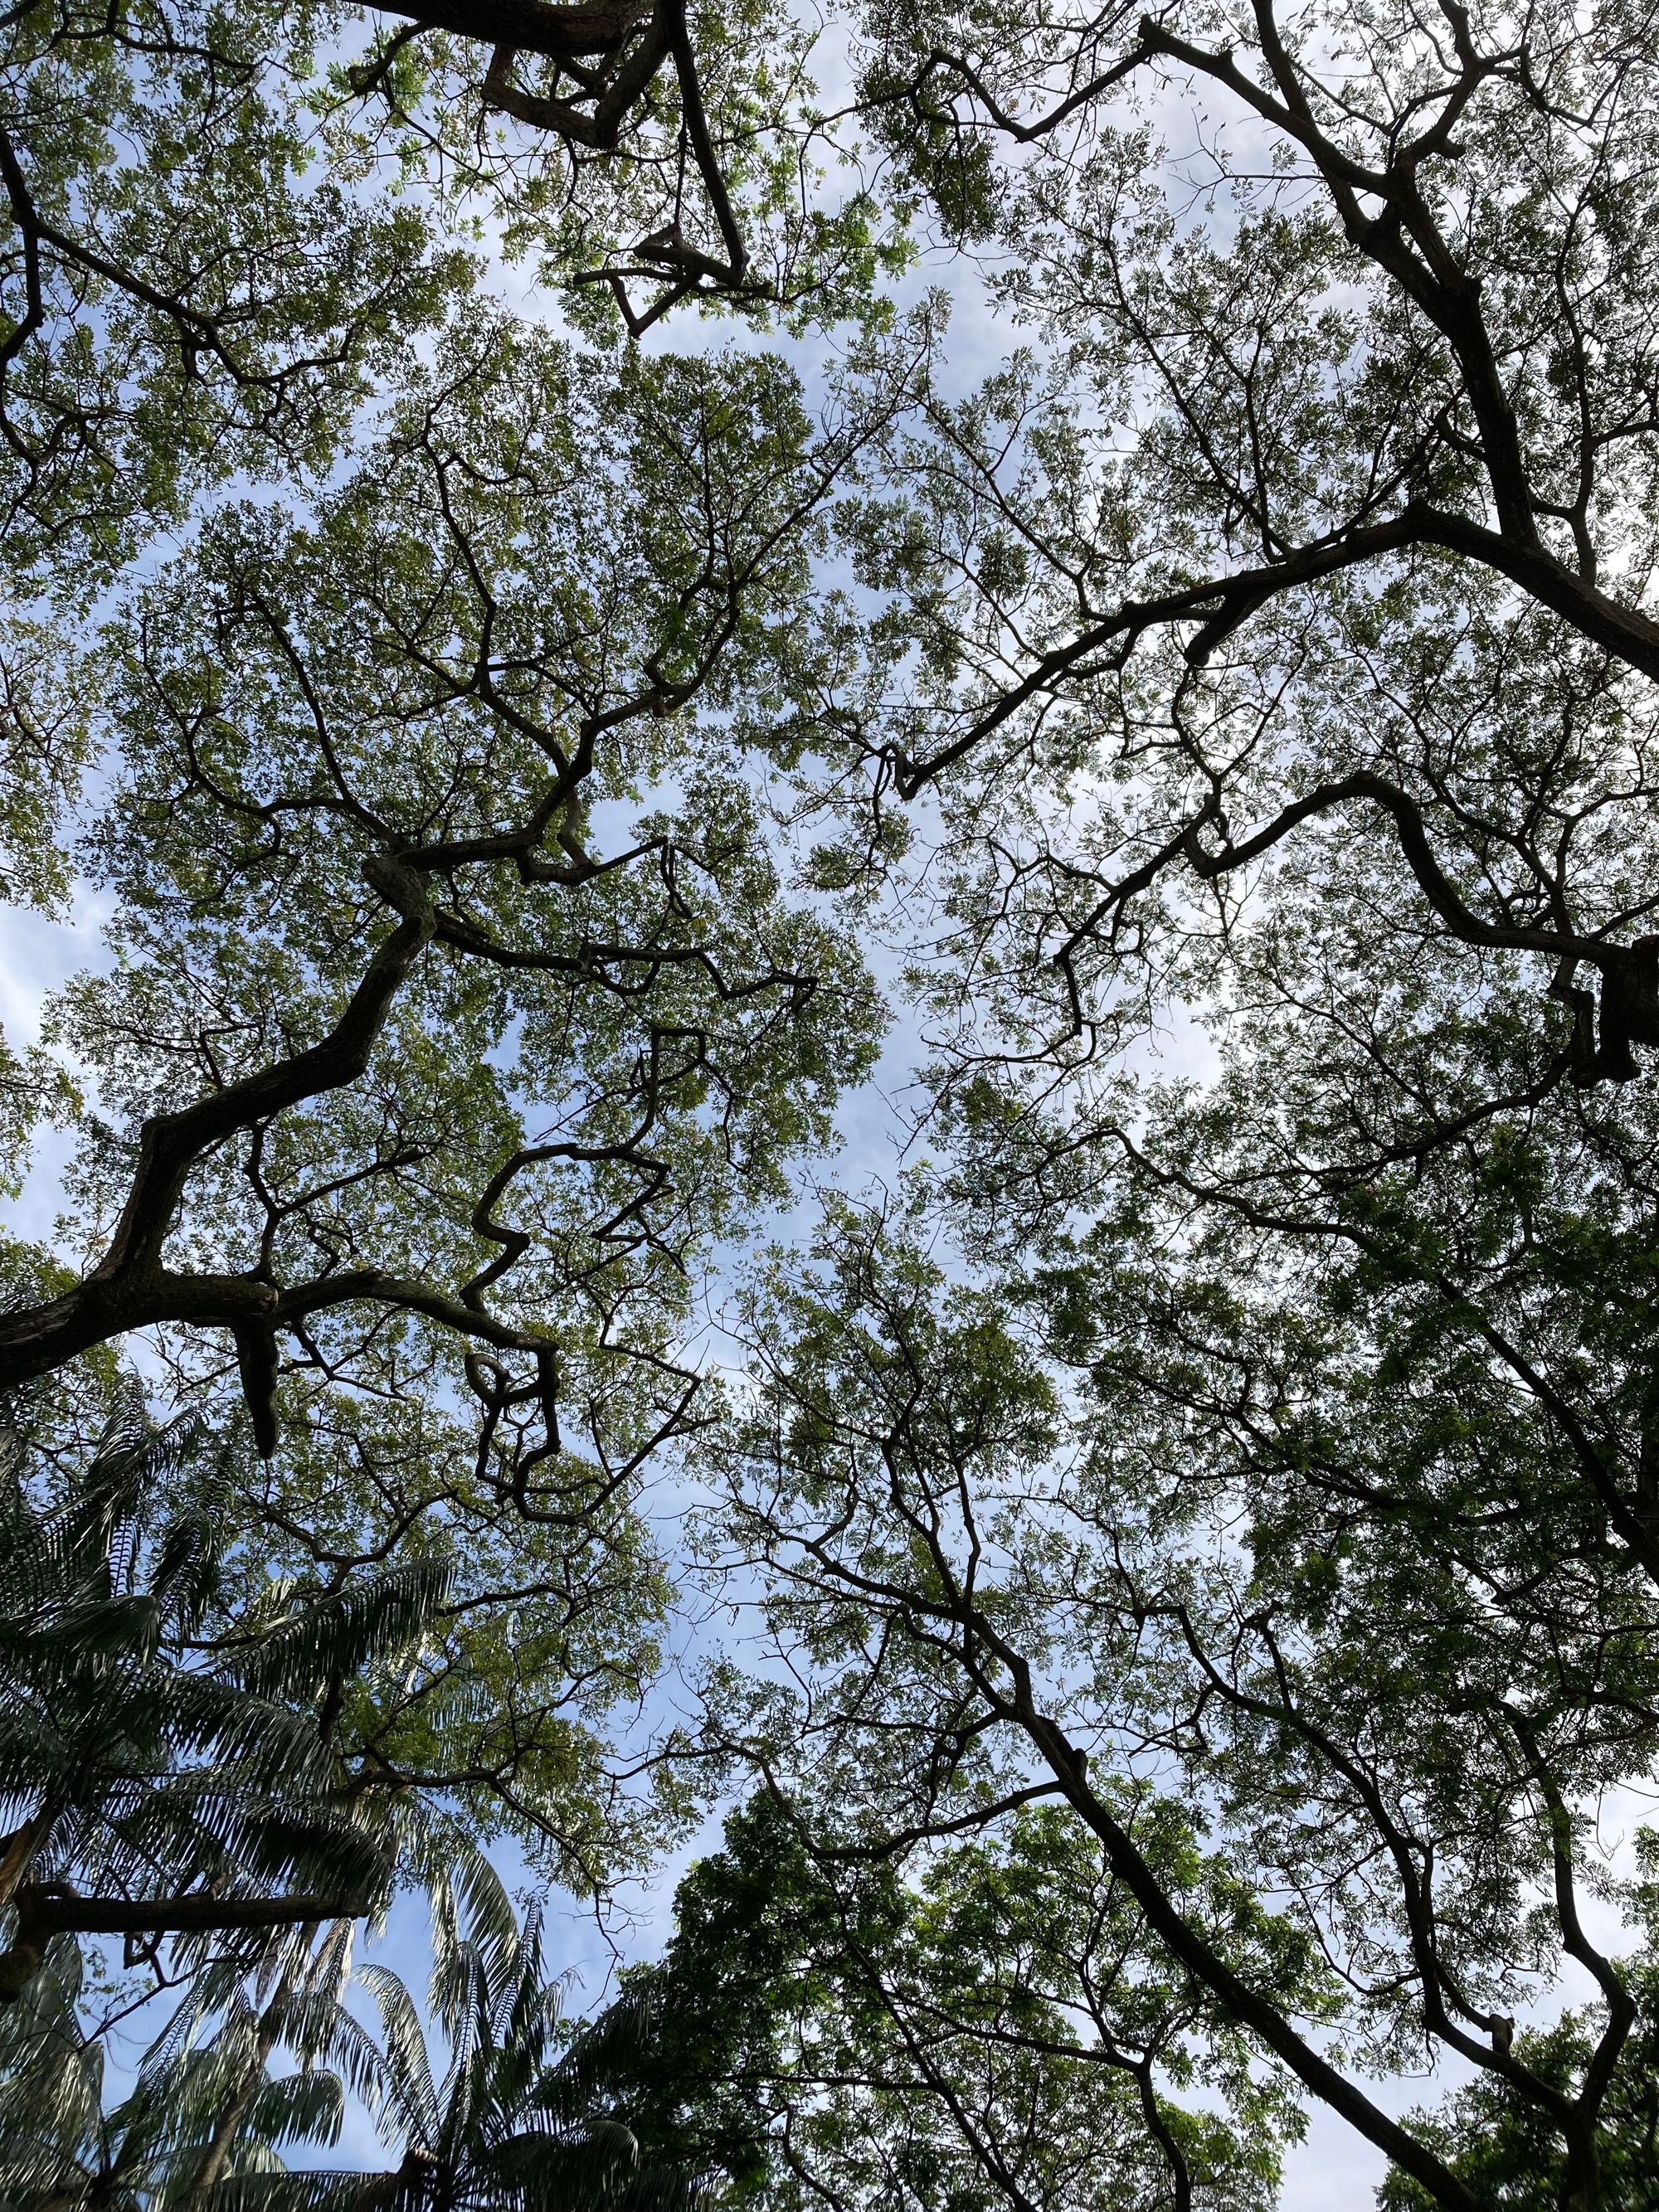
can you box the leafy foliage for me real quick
[9,0,1659,2209]
[576,1792,1314,2212]
[0,1394,447,2002]
[1382,1836,1659,2211]
[251,1895,698,2212]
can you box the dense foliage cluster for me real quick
[1,0,1657,2208]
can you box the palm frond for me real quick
[226,1565,451,1705]
[244,2069,347,2151]
[205,2171,364,2212]
[358,1966,439,2148]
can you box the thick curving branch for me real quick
[735,1442,1489,2212]
[361,0,757,327]
[0,856,437,1400]
[1044,766,1659,1083]
[889,503,1659,802]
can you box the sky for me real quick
[12,737,1643,2212]
[4,18,1657,2208]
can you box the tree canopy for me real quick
[2,0,1659,2209]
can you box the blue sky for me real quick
[6,37,1657,2199]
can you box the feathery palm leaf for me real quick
[267,1899,703,2212]
[0,1395,451,2004]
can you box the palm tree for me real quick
[0,1394,450,2004]
[0,1928,353,2212]
[153,1845,525,2212]
[0,1403,691,2212]
[0,1853,533,2212]
[245,1895,698,2212]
